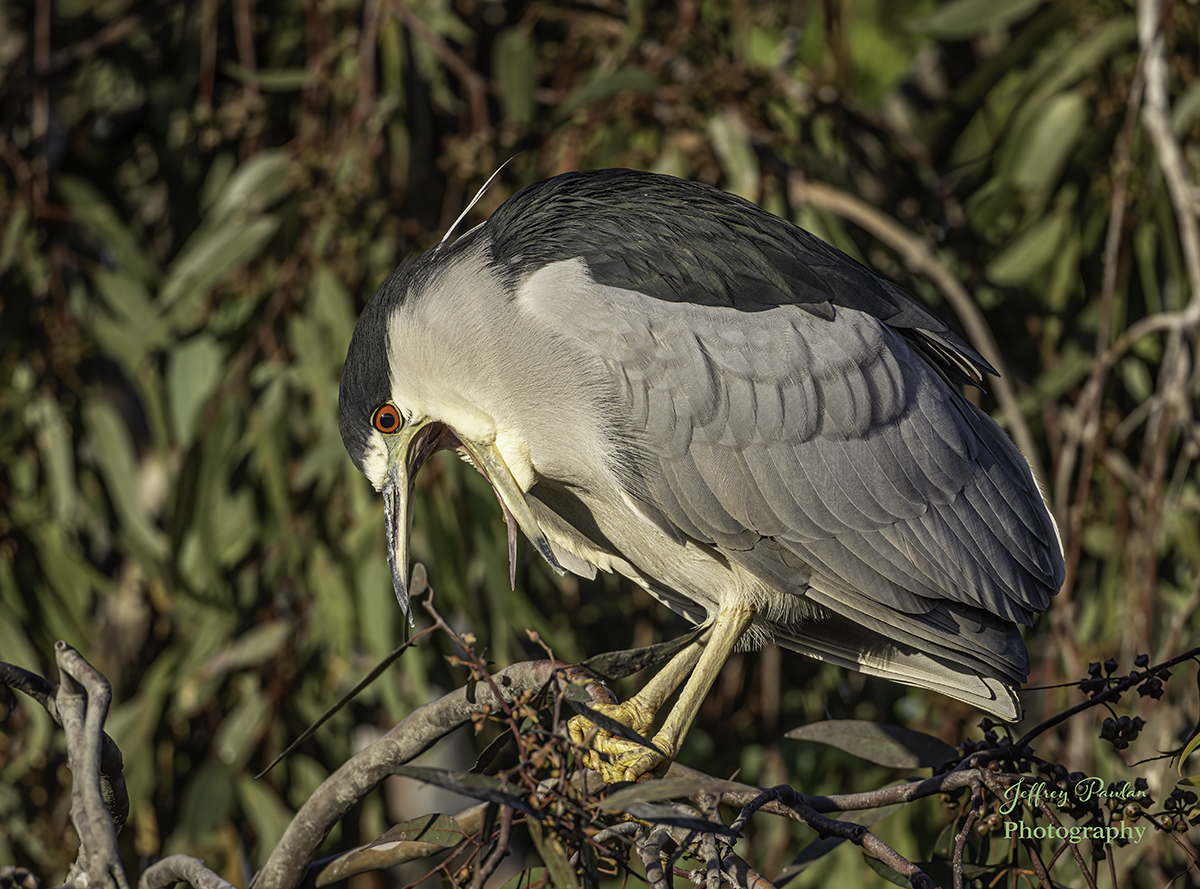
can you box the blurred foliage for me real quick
[1,0,1199,885]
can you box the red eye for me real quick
[371,404,403,433]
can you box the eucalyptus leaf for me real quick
[599,776,747,810]
[579,625,705,681]
[558,68,657,117]
[986,212,1068,285]
[309,264,358,362]
[908,0,1040,39]
[56,175,159,283]
[493,27,536,126]
[207,150,293,225]
[84,400,168,562]
[308,543,354,657]
[1008,91,1088,194]
[93,269,169,348]
[775,798,906,876]
[527,821,578,889]
[370,813,469,848]
[215,683,270,767]
[785,720,956,769]
[167,334,224,448]
[236,776,294,863]
[500,868,550,889]
[25,395,76,525]
[709,109,759,201]
[222,61,318,91]
[203,621,292,676]
[160,217,280,328]
[614,802,738,836]
[393,765,542,818]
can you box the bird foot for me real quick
[567,701,672,783]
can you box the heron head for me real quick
[338,247,565,625]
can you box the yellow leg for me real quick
[567,602,755,783]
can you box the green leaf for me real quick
[785,720,957,769]
[1016,19,1135,129]
[93,269,170,349]
[84,400,168,562]
[203,621,292,676]
[864,855,965,888]
[308,543,354,658]
[1117,356,1153,403]
[215,679,270,767]
[908,0,1041,40]
[199,153,238,214]
[309,264,357,363]
[370,813,469,848]
[493,27,537,125]
[1035,341,1091,399]
[236,775,294,863]
[777,798,906,877]
[222,61,318,92]
[608,802,739,836]
[212,487,259,567]
[599,776,746,810]
[1179,730,1200,778]
[558,67,657,117]
[527,821,577,889]
[1008,91,1088,194]
[24,395,77,525]
[393,766,542,818]
[0,198,28,275]
[206,150,293,226]
[179,761,236,844]
[708,109,759,201]
[500,868,551,889]
[167,333,225,448]
[160,216,280,330]
[579,625,705,681]
[862,853,911,887]
[986,212,1068,285]
[56,175,159,283]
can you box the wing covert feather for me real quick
[516,258,1062,696]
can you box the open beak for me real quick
[383,421,564,627]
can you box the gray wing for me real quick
[525,267,1063,715]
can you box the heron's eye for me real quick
[371,403,403,434]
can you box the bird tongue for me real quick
[500,500,519,590]
[453,441,520,590]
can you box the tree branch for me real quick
[251,660,569,889]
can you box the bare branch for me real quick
[1139,0,1200,307]
[55,642,130,889]
[251,660,568,889]
[138,856,238,889]
[952,777,983,889]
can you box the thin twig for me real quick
[1035,802,1100,889]
[1139,0,1200,305]
[474,805,513,887]
[952,777,983,889]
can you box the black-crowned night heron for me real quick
[338,168,1064,783]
